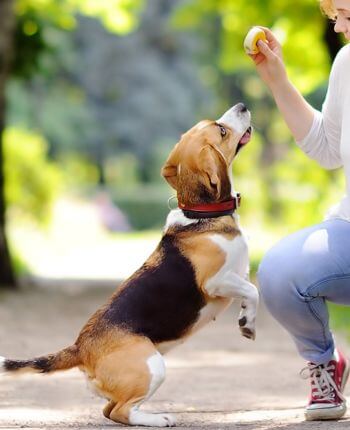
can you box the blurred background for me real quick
[0,0,348,320]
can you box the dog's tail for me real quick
[0,345,80,375]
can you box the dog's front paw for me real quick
[239,325,256,340]
[238,308,256,340]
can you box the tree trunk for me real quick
[0,0,16,288]
[94,139,106,186]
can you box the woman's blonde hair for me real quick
[320,0,337,19]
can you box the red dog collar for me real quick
[179,194,241,219]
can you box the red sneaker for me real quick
[302,349,349,421]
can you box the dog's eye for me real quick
[218,125,226,137]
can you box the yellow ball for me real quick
[244,27,267,54]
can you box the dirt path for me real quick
[0,284,349,429]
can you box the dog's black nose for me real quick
[237,103,248,112]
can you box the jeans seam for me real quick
[307,299,329,350]
[297,286,329,349]
[306,273,350,297]
[298,274,350,352]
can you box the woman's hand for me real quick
[249,27,288,89]
[247,26,315,142]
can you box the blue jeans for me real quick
[257,219,350,365]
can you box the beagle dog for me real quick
[0,103,258,427]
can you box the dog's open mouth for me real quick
[239,126,252,144]
[236,126,252,154]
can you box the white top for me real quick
[297,44,350,221]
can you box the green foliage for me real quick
[11,249,30,276]
[59,154,100,187]
[12,0,144,77]
[111,185,170,230]
[272,147,344,228]
[4,127,62,225]
[105,154,142,186]
[15,0,143,33]
[172,0,331,92]
[8,0,214,187]
[329,304,350,342]
[12,12,48,77]
[6,77,95,153]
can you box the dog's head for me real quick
[161,103,252,205]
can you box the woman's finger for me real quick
[257,26,279,44]
[256,40,276,59]
[248,52,265,65]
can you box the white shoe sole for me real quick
[305,403,347,421]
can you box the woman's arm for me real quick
[250,27,314,141]
[250,27,342,169]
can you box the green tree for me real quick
[0,0,16,287]
[0,0,142,288]
[8,0,213,187]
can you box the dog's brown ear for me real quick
[198,145,223,199]
[161,146,179,190]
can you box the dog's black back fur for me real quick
[102,234,205,343]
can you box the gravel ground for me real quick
[0,283,349,429]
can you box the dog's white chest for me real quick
[210,233,249,277]
[203,233,249,299]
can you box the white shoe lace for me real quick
[300,362,346,403]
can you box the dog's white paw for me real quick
[238,309,256,340]
[239,324,256,340]
[129,409,176,427]
[159,413,176,427]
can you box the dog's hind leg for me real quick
[103,400,116,418]
[110,402,176,427]
[96,336,176,427]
